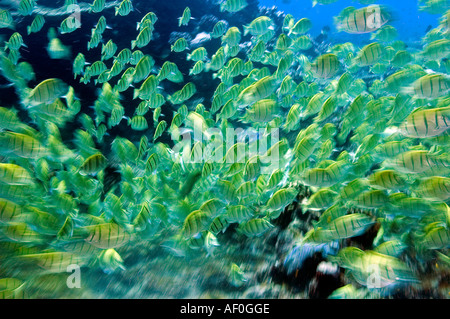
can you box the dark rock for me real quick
[271,204,295,229]
[271,251,326,293]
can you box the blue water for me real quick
[258,0,440,44]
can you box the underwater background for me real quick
[0,0,449,299]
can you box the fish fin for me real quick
[303,61,312,72]
[400,86,414,96]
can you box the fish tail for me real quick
[243,25,249,36]
[204,62,211,73]
[20,88,32,108]
[133,89,140,99]
[303,61,312,72]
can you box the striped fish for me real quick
[326,214,375,240]
[0,278,26,299]
[226,205,253,223]
[209,215,228,235]
[182,210,211,238]
[353,190,389,209]
[266,188,297,211]
[389,150,450,175]
[359,251,418,287]
[132,202,152,232]
[153,120,167,142]
[216,180,237,202]
[26,78,68,106]
[354,42,384,66]
[132,26,152,49]
[178,7,191,27]
[0,164,34,186]
[294,134,319,162]
[309,54,340,79]
[18,0,35,16]
[59,16,81,34]
[187,47,207,62]
[211,21,227,38]
[229,263,247,287]
[200,198,225,217]
[189,60,205,75]
[0,132,47,158]
[19,252,86,273]
[27,14,45,35]
[57,216,74,240]
[237,218,274,237]
[84,223,131,249]
[338,179,368,201]
[220,0,248,13]
[301,167,333,187]
[243,99,278,123]
[416,176,450,201]
[80,153,107,175]
[101,40,117,61]
[238,75,279,106]
[420,223,450,250]
[87,61,107,77]
[94,15,107,34]
[0,198,23,223]
[133,56,154,83]
[134,75,157,100]
[367,170,407,190]
[244,16,274,36]
[2,222,42,243]
[137,12,158,30]
[115,48,132,64]
[374,240,407,257]
[422,39,450,61]
[90,0,106,13]
[304,188,338,211]
[289,17,312,35]
[116,0,133,16]
[315,204,347,228]
[0,10,14,29]
[411,74,450,99]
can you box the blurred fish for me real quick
[335,5,391,34]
